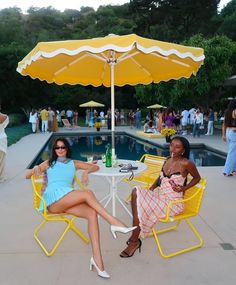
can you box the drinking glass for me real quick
[112,155,118,167]
[87,156,93,163]
[102,154,106,163]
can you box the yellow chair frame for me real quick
[31,174,89,257]
[124,154,166,202]
[151,178,207,258]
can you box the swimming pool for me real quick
[28,133,226,168]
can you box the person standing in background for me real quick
[0,110,9,182]
[40,107,49,133]
[52,109,58,132]
[157,108,164,133]
[66,109,73,124]
[73,109,78,127]
[205,108,214,135]
[181,108,189,135]
[48,107,54,132]
[29,109,38,133]
[135,108,141,129]
[222,99,236,177]
[193,109,203,137]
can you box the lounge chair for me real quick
[62,118,73,129]
[136,131,164,138]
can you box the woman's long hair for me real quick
[171,136,190,159]
[49,137,72,167]
[224,99,236,127]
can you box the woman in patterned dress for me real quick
[120,136,201,257]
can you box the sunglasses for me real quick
[54,146,67,150]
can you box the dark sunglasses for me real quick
[54,146,67,150]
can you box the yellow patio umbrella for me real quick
[147,103,167,109]
[79,100,105,108]
[17,33,205,156]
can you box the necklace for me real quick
[164,157,182,175]
[57,156,69,163]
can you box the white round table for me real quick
[91,159,147,217]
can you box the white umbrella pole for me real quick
[110,61,115,158]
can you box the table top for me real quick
[91,159,147,177]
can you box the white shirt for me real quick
[29,112,38,123]
[189,108,197,123]
[181,110,189,123]
[0,115,9,153]
[194,112,203,124]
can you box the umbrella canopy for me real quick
[79,100,105,108]
[17,33,205,156]
[224,75,236,86]
[147,103,166,109]
[17,33,204,86]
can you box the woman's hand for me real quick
[222,135,226,142]
[81,170,89,186]
[172,185,184,192]
[169,180,184,192]
[149,185,155,191]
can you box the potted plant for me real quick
[95,137,102,145]
[161,128,177,143]
[94,117,102,131]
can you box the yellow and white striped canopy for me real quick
[17,33,204,87]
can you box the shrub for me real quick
[8,113,27,127]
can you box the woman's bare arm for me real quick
[222,122,226,142]
[25,160,49,179]
[0,113,7,124]
[171,160,201,193]
[74,160,99,186]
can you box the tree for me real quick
[217,0,236,41]
[135,34,236,109]
[129,0,220,41]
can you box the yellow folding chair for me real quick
[124,154,166,202]
[31,174,89,257]
[151,178,207,258]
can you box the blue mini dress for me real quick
[38,160,76,212]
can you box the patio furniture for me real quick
[151,177,207,258]
[62,118,73,129]
[31,174,89,256]
[124,154,166,202]
[136,131,164,138]
[91,159,147,217]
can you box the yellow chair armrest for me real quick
[35,190,47,216]
[163,186,203,221]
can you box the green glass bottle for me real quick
[105,143,112,167]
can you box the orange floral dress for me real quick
[136,171,186,237]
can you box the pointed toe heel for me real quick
[110,225,137,239]
[89,257,110,279]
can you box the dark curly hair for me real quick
[170,136,190,159]
[224,99,236,127]
[49,137,72,167]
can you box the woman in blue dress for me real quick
[26,137,136,279]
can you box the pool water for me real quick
[29,133,226,168]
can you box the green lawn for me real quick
[6,124,31,146]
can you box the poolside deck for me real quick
[0,126,235,285]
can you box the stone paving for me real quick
[0,126,235,285]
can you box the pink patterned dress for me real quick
[136,171,186,237]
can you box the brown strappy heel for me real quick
[120,239,142,258]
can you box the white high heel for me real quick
[89,257,110,279]
[110,225,137,239]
